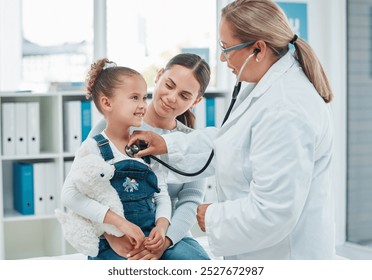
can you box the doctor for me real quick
[129,0,335,259]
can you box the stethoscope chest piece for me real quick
[125,144,140,158]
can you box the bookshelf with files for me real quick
[0,90,92,259]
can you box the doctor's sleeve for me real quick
[162,127,219,182]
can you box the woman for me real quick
[88,53,211,260]
[129,0,335,259]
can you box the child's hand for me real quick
[104,234,136,257]
[104,210,145,249]
[118,219,145,249]
[144,227,166,253]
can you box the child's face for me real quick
[152,65,202,120]
[109,75,148,128]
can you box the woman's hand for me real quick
[197,203,211,232]
[127,247,163,260]
[128,131,167,157]
[128,237,172,260]
[144,226,166,253]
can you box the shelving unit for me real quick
[0,90,89,259]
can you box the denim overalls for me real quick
[89,134,160,260]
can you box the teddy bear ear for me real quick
[75,147,90,159]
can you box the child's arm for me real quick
[104,233,145,257]
[145,163,171,253]
[103,209,145,248]
[62,161,110,222]
[152,161,172,223]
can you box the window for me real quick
[106,0,217,88]
[21,0,93,91]
[19,0,218,92]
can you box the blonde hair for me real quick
[222,0,333,103]
[85,58,143,113]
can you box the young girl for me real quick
[89,53,211,260]
[61,58,171,260]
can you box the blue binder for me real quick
[81,101,92,141]
[205,97,215,127]
[13,162,34,215]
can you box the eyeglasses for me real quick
[219,40,255,59]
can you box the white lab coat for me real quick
[163,52,335,259]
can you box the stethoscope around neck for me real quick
[125,49,260,177]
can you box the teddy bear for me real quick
[55,148,124,257]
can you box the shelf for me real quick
[3,209,56,222]
[1,153,59,161]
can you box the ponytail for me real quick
[176,109,196,129]
[292,38,333,103]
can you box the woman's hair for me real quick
[222,0,333,103]
[164,53,211,128]
[85,58,142,113]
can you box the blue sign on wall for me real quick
[277,2,308,41]
[181,48,210,64]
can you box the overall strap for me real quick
[92,134,114,161]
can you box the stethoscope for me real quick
[126,49,260,176]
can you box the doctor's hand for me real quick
[197,203,211,232]
[128,131,167,158]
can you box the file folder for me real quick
[45,162,57,215]
[194,98,206,129]
[63,101,82,153]
[1,102,16,155]
[194,96,226,128]
[33,162,46,216]
[64,160,73,179]
[27,102,40,155]
[215,96,226,127]
[13,162,34,215]
[81,101,92,142]
[15,102,28,155]
[205,97,216,127]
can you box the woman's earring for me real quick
[256,58,260,62]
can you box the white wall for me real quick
[307,0,347,247]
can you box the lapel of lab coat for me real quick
[221,52,297,130]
